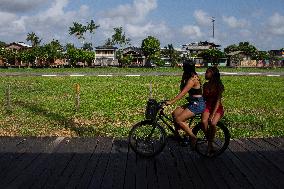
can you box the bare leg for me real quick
[208,113,223,153]
[175,108,197,148]
[201,111,210,136]
[172,106,186,136]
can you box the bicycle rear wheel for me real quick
[129,120,166,157]
[193,122,230,158]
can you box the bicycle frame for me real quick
[155,106,199,136]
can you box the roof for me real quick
[227,51,243,56]
[95,45,117,50]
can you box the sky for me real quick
[0,0,284,51]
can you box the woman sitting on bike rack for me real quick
[166,60,205,149]
[201,66,225,154]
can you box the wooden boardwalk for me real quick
[0,137,283,189]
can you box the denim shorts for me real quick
[187,97,205,115]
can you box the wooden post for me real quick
[149,82,152,99]
[74,83,80,111]
[5,84,11,112]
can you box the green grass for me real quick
[0,75,283,138]
[0,66,284,74]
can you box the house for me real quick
[268,49,284,67]
[94,46,118,66]
[226,51,256,67]
[122,47,145,67]
[6,42,32,51]
[182,41,221,66]
[182,41,220,55]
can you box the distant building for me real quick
[6,42,32,51]
[227,51,256,67]
[182,41,220,55]
[122,47,145,67]
[182,41,221,66]
[94,45,118,66]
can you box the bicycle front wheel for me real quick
[129,120,166,157]
[193,122,230,158]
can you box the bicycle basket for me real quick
[145,99,158,120]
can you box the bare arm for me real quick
[167,79,194,105]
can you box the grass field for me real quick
[0,66,284,74]
[0,73,283,138]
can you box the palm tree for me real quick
[69,22,87,45]
[26,32,42,47]
[87,20,100,46]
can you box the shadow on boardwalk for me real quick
[0,137,283,189]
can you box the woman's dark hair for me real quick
[206,66,224,93]
[180,60,197,90]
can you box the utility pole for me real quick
[211,17,215,39]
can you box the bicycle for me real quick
[129,98,230,158]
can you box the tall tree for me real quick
[224,42,258,59]
[141,36,161,65]
[162,44,180,67]
[87,19,100,46]
[69,22,87,45]
[26,32,42,47]
[199,49,225,65]
[105,27,131,48]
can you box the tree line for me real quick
[0,20,283,68]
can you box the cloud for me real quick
[0,0,90,44]
[267,12,284,35]
[222,16,249,28]
[181,25,203,39]
[98,0,172,45]
[193,10,211,26]
[0,0,47,13]
[100,0,157,26]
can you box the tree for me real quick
[162,44,181,67]
[87,19,100,46]
[44,39,64,64]
[199,49,225,66]
[69,22,87,45]
[82,43,93,51]
[26,32,42,47]
[141,36,161,66]
[224,44,238,54]
[224,42,258,59]
[105,27,131,48]
[0,41,6,48]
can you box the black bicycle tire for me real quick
[128,120,167,157]
[193,122,230,158]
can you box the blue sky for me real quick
[0,0,283,50]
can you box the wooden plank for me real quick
[248,138,284,173]
[80,137,113,188]
[100,139,129,189]
[178,142,219,189]
[154,151,171,189]
[105,139,129,189]
[0,137,55,187]
[0,137,30,173]
[123,141,137,189]
[227,139,272,189]
[218,150,254,189]
[166,138,197,189]
[135,155,148,189]
[28,138,72,188]
[264,138,284,151]
[60,137,99,188]
[246,138,284,187]
[74,137,109,188]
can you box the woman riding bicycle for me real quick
[201,66,225,154]
[166,60,205,149]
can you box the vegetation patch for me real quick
[0,74,283,138]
